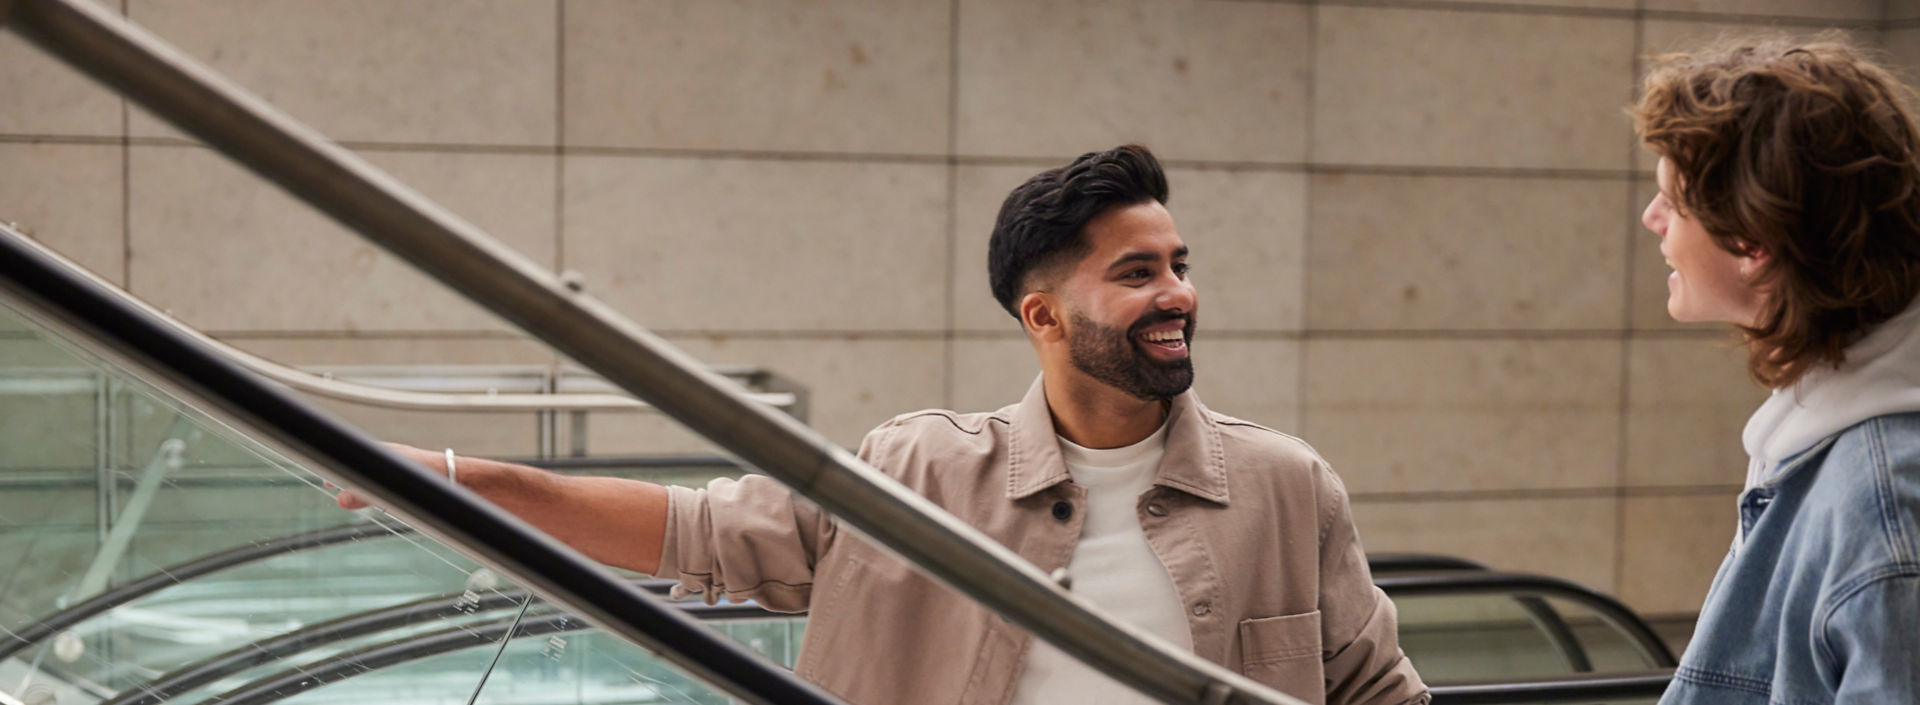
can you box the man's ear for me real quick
[1020,292,1065,342]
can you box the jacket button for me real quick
[1145,503,1168,517]
[1051,501,1073,521]
[1190,602,1210,617]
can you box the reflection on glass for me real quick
[0,300,783,705]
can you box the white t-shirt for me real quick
[1007,424,1193,705]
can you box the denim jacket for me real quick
[1662,412,1920,705]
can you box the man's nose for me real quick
[1641,199,1664,237]
[1157,277,1196,313]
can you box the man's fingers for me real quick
[335,488,370,510]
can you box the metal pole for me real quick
[0,2,1304,703]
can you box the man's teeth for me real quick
[1142,330,1184,344]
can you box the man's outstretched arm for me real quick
[334,443,669,574]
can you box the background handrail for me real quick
[1428,671,1675,705]
[1374,573,1679,668]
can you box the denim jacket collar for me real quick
[1004,375,1230,505]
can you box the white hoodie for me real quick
[1741,296,1920,491]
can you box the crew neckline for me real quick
[1056,421,1169,469]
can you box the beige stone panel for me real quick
[1643,0,1880,20]
[949,337,1038,415]
[951,166,1041,332]
[1352,496,1619,593]
[1620,492,1739,616]
[1315,6,1634,170]
[565,0,947,154]
[1304,339,1622,494]
[587,336,946,456]
[1192,338,1301,434]
[1308,173,1626,331]
[1635,20,1876,172]
[0,143,124,284]
[1894,3,1920,21]
[0,339,101,471]
[0,23,122,136]
[1887,28,1920,93]
[957,0,1308,162]
[564,155,946,332]
[1626,338,1764,487]
[949,336,1301,433]
[950,165,1305,332]
[1628,179,1728,331]
[208,336,558,457]
[128,146,555,333]
[126,0,555,145]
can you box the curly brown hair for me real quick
[1631,34,1920,388]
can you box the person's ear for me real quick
[1020,292,1065,343]
[1738,243,1770,279]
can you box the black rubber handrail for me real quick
[1428,670,1674,705]
[99,582,771,705]
[0,211,840,705]
[99,587,535,705]
[1375,573,1678,669]
[0,521,407,662]
[95,567,1665,705]
[1368,553,1493,574]
[197,601,777,705]
[1367,554,1593,674]
[142,597,1668,705]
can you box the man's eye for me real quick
[1172,262,1190,276]
[1124,269,1150,280]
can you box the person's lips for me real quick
[1133,318,1189,359]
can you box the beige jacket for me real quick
[656,378,1427,705]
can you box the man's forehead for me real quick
[1079,203,1185,263]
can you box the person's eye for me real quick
[1172,262,1190,277]
[1123,268,1150,281]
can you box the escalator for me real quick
[0,196,1674,705]
[0,2,1680,702]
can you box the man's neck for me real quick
[1042,372,1168,449]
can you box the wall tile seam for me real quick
[15,136,1665,180]
[1317,0,1881,27]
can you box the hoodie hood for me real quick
[1742,296,1920,489]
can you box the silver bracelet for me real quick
[444,448,458,486]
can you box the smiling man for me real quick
[339,145,1425,705]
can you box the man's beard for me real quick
[1067,311,1196,402]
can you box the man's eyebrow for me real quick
[1104,246,1189,271]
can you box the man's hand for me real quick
[328,441,671,574]
[332,442,447,511]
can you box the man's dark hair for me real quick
[988,144,1169,320]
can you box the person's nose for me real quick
[1641,197,1665,238]
[1157,274,1196,314]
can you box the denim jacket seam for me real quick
[1813,563,1920,674]
[1862,420,1915,564]
[1675,664,1773,695]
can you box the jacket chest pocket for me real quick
[1239,611,1325,705]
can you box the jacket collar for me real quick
[1004,375,1231,505]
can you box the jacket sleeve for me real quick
[653,473,837,612]
[1822,573,1920,703]
[1316,462,1430,705]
